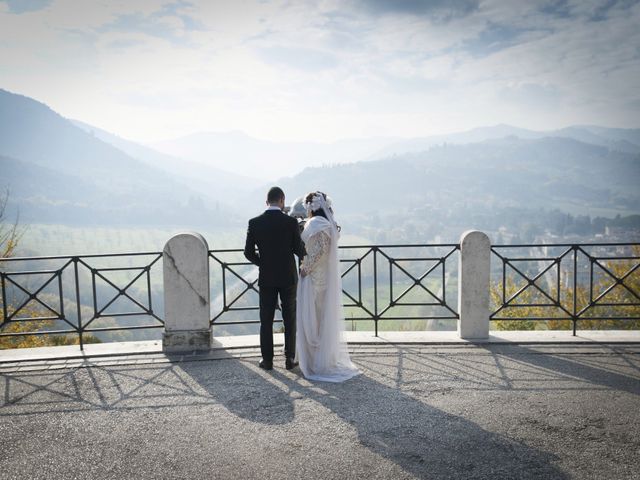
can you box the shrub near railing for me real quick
[490,243,640,333]
[0,252,164,349]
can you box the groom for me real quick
[244,186,305,370]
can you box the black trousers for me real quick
[259,284,297,362]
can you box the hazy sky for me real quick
[1,0,639,143]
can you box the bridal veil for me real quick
[295,200,360,382]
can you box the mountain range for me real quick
[150,131,399,180]
[0,89,234,226]
[1,87,639,232]
[148,123,640,182]
[371,124,640,159]
[71,120,262,202]
[276,136,639,216]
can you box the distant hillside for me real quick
[71,120,263,201]
[0,89,237,226]
[271,136,640,218]
[370,124,640,159]
[148,123,640,185]
[2,88,639,230]
[151,131,399,179]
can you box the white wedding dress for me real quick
[296,215,361,382]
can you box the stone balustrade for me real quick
[162,231,492,352]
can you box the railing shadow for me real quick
[3,344,638,478]
[483,344,640,396]
[0,353,294,426]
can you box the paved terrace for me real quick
[1,331,639,480]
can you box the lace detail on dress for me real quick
[301,230,331,274]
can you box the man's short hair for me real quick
[267,186,285,204]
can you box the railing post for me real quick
[458,230,491,340]
[163,233,211,352]
[373,247,378,337]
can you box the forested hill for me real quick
[0,89,234,226]
[2,87,639,231]
[274,136,640,217]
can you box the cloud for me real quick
[103,37,146,51]
[114,89,203,110]
[1,0,51,14]
[1,0,638,142]
[538,0,573,19]
[499,82,563,109]
[378,72,448,95]
[255,45,340,71]
[352,0,479,22]
[588,0,638,21]
[96,1,203,45]
[459,22,538,58]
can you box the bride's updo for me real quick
[304,191,329,217]
[304,191,341,231]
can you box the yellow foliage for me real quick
[492,246,640,331]
[0,305,100,349]
[1,189,102,348]
[0,188,23,259]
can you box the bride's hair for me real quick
[305,191,341,231]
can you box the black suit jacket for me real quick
[244,209,306,287]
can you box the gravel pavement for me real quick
[1,344,639,480]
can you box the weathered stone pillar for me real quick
[458,230,491,340]
[163,232,211,352]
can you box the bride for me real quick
[296,191,361,382]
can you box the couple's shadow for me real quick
[181,353,567,479]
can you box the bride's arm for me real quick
[300,231,331,276]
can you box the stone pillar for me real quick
[163,232,211,352]
[458,230,491,340]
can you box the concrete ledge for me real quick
[345,330,640,345]
[1,330,639,364]
[486,330,640,344]
[0,340,163,363]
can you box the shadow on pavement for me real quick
[0,353,294,426]
[5,343,640,479]
[179,356,294,425]
[269,367,568,479]
[485,344,640,396]
[3,344,636,478]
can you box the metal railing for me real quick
[209,244,460,336]
[0,252,164,349]
[2,241,638,348]
[490,243,640,334]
